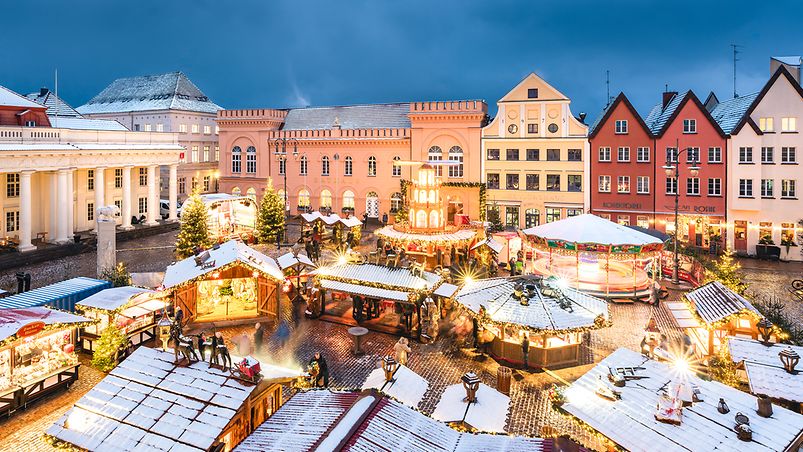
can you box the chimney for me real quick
[578,112,587,124]
[662,91,678,109]
[40,87,49,97]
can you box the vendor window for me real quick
[546,208,561,223]
[506,174,519,190]
[782,223,795,244]
[505,206,519,228]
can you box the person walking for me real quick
[394,337,412,365]
[362,212,368,229]
[309,352,329,387]
[253,323,264,355]
[521,333,530,369]
[381,212,388,227]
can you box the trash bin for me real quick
[497,366,512,394]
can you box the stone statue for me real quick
[96,205,118,278]
[97,205,120,221]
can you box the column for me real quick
[55,169,70,243]
[121,166,133,230]
[48,172,58,243]
[168,164,178,221]
[67,168,75,238]
[93,167,106,232]
[145,165,159,226]
[17,170,35,252]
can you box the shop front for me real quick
[199,193,259,241]
[0,307,92,415]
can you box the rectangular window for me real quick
[617,176,630,193]
[683,119,697,133]
[739,147,753,163]
[527,88,538,99]
[547,149,560,161]
[617,215,631,226]
[487,149,500,160]
[114,169,123,188]
[5,174,19,198]
[367,158,376,177]
[215,126,220,135]
[567,149,582,161]
[526,149,539,161]
[139,167,147,186]
[203,146,210,162]
[527,123,538,134]
[546,208,561,223]
[486,173,500,189]
[598,213,611,220]
[114,199,122,216]
[178,177,186,194]
[506,149,519,161]
[665,147,677,163]
[324,158,332,176]
[782,147,797,163]
[5,210,19,233]
[708,147,721,163]
[138,197,147,215]
[214,146,220,161]
[686,177,700,195]
[761,147,774,164]
[133,124,140,131]
[568,175,582,192]
[191,177,198,191]
[546,174,560,191]
[598,147,611,162]
[739,179,753,197]
[759,117,774,132]
[687,147,699,163]
[179,124,187,133]
[761,179,773,198]
[87,169,94,191]
[598,175,611,192]
[567,208,582,217]
[525,209,540,228]
[156,123,164,132]
[144,124,152,132]
[345,158,353,176]
[201,176,209,192]
[708,178,721,196]
[87,202,95,222]
[781,117,797,132]
[782,179,796,198]
[191,146,199,163]
[666,177,677,195]
[637,176,649,194]
[278,159,285,175]
[191,124,199,134]
[526,174,539,191]
[637,216,649,228]
[505,206,519,228]
[637,147,650,162]
[203,125,211,135]
[617,147,630,162]
[615,120,628,134]
[506,174,519,190]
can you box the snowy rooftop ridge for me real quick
[708,92,760,134]
[684,280,762,325]
[728,338,803,403]
[25,88,83,117]
[0,84,47,109]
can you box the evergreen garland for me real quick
[175,190,212,259]
[91,322,128,372]
[255,178,286,244]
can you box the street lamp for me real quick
[663,144,700,285]
[213,170,221,193]
[271,137,299,246]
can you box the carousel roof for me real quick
[75,286,155,312]
[561,348,803,452]
[729,338,803,403]
[375,225,478,244]
[276,252,315,271]
[0,307,91,343]
[313,263,441,291]
[453,277,609,333]
[162,240,283,289]
[522,214,662,247]
[361,364,429,408]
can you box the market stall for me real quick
[452,275,610,368]
[729,338,803,412]
[198,193,258,241]
[522,214,663,300]
[0,277,111,311]
[163,240,284,324]
[0,307,92,416]
[300,211,362,246]
[75,286,167,353]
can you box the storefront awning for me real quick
[119,298,168,319]
[319,280,410,302]
[76,286,155,312]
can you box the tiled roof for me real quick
[282,103,411,130]
[48,116,128,131]
[25,89,83,117]
[588,100,616,136]
[77,71,221,115]
[0,84,47,109]
[728,338,803,403]
[709,92,759,134]
[644,92,684,135]
[684,281,761,325]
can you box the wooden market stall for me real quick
[452,275,610,369]
[163,240,285,325]
[299,211,362,246]
[729,338,803,413]
[0,307,92,416]
[198,193,259,241]
[75,286,168,353]
[0,277,111,312]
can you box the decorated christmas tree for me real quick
[100,261,132,287]
[91,322,128,372]
[704,246,748,295]
[486,202,504,232]
[255,178,286,244]
[175,190,211,259]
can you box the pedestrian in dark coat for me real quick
[521,333,530,369]
[310,352,329,387]
[362,212,368,229]
[253,323,264,354]
[382,212,388,226]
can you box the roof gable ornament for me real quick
[332,116,341,129]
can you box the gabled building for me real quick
[24,87,82,118]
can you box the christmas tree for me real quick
[704,246,748,295]
[100,262,132,287]
[486,202,504,232]
[91,322,128,372]
[255,178,286,244]
[175,190,211,259]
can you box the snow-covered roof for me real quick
[48,116,129,131]
[522,213,663,248]
[709,92,759,134]
[431,382,510,433]
[313,263,441,292]
[454,276,609,332]
[163,240,283,289]
[772,56,802,66]
[276,252,315,271]
[199,193,254,205]
[0,307,91,343]
[0,84,46,109]
[470,237,503,254]
[684,281,761,325]
[376,225,478,244]
[729,338,803,403]
[361,364,428,408]
[433,283,459,298]
[561,348,803,452]
[318,279,410,302]
[300,211,362,228]
[130,272,164,289]
[47,346,300,452]
[77,71,221,115]
[25,89,83,117]
[75,286,155,312]
[283,103,411,131]
[644,91,685,135]
[234,390,549,452]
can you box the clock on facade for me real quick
[508,124,518,134]
[548,123,558,133]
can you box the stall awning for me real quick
[0,307,92,343]
[319,280,410,302]
[375,226,477,244]
[433,283,459,298]
[75,286,154,312]
[119,298,168,319]
[0,277,111,311]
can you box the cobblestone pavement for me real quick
[738,258,803,326]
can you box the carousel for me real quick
[375,164,482,271]
[522,214,664,300]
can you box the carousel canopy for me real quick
[276,252,315,271]
[376,225,477,244]
[75,286,154,312]
[0,307,92,343]
[163,240,284,289]
[729,338,803,404]
[453,276,609,333]
[522,214,663,252]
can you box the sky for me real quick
[1,0,802,119]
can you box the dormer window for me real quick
[615,120,628,134]
[683,119,697,134]
[527,88,538,99]
[25,121,36,127]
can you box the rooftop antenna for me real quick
[54,69,58,127]
[605,70,611,107]
[731,44,742,98]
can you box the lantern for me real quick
[157,313,173,351]
[779,346,800,374]
[381,355,398,383]
[756,318,773,345]
[717,397,729,414]
[461,372,481,404]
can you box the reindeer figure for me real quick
[170,321,199,365]
[208,332,232,371]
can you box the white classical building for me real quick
[0,85,182,252]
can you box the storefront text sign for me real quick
[17,321,45,338]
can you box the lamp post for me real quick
[662,143,700,285]
[271,137,299,246]
[213,170,220,193]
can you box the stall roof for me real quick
[561,348,803,452]
[314,263,441,291]
[276,252,315,271]
[522,213,662,247]
[300,211,361,228]
[47,346,302,452]
[684,281,762,326]
[433,283,459,298]
[0,277,111,311]
[198,193,254,205]
[163,240,283,289]
[454,277,609,333]
[729,338,803,403]
[360,364,428,408]
[234,390,550,452]
[319,280,410,302]
[431,382,510,433]
[470,237,504,254]
[375,225,478,244]
[0,307,92,343]
[76,286,155,312]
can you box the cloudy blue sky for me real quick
[1,0,801,118]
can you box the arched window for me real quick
[298,189,310,207]
[428,189,436,204]
[321,156,330,176]
[300,155,308,175]
[392,156,401,177]
[344,156,353,176]
[429,210,439,229]
[320,189,332,208]
[416,210,428,229]
[428,146,443,177]
[246,146,257,173]
[343,190,355,209]
[232,187,241,195]
[368,156,377,176]
[448,146,463,178]
[246,187,257,199]
[390,192,402,213]
[231,146,242,173]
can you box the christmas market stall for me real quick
[198,193,258,240]
[432,372,511,433]
[0,307,92,416]
[452,276,610,369]
[558,348,803,452]
[46,345,305,452]
[522,214,663,300]
[729,338,803,413]
[299,211,362,245]
[163,240,284,324]
[361,358,429,408]
[75,286,167,353]
[0,277,111,311]
[233,389,554,452]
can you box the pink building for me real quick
[217,101,487,221]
